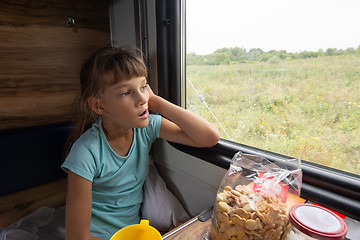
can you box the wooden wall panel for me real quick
[0,0,110,130]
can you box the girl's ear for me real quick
[88,97,105,115]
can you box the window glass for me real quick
[186,0,360,175]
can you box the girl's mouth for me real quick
[138,109,149,119]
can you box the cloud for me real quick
[186,0,360,54]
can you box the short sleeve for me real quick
[147,114,161,141]
[61,142,98,182]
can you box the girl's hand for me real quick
[145,84,155,98]
[146,84,160,112]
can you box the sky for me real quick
[186,0,360,55]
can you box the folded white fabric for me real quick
[141,160,190,232]
[0,206,65,240]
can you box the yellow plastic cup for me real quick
[110,219,162,240]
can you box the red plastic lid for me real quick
[289,204,347,240]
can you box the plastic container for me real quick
[284,204,347,240]
[110,219,162,240]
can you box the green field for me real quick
[186,55,360,175]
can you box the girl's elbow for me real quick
[203,128,220,147]
[211,132,221,146]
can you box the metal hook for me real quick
[67,17,75,27]
[163,18,170,26]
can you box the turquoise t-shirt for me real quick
[61,114,161,240]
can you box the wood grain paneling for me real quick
[0,0,110,130]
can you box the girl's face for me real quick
[99,76,150,131]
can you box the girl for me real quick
[62,46,220,240]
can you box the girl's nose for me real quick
[136,91,148,107]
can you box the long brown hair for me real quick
[66,46,148,154]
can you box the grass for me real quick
[186,55,360,175]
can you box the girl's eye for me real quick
[121,91,130,97]
[140,85,147,91]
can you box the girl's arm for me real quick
[66,170,103,240]
[147,86,220,147]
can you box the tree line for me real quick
[187,46,360,65]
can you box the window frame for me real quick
[154,0,360,221]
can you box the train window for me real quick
[185,0,360,176]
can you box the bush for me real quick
[267,55,281,64]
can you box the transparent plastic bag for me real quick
[203,151,302,240]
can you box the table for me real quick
[162,209,212,240]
